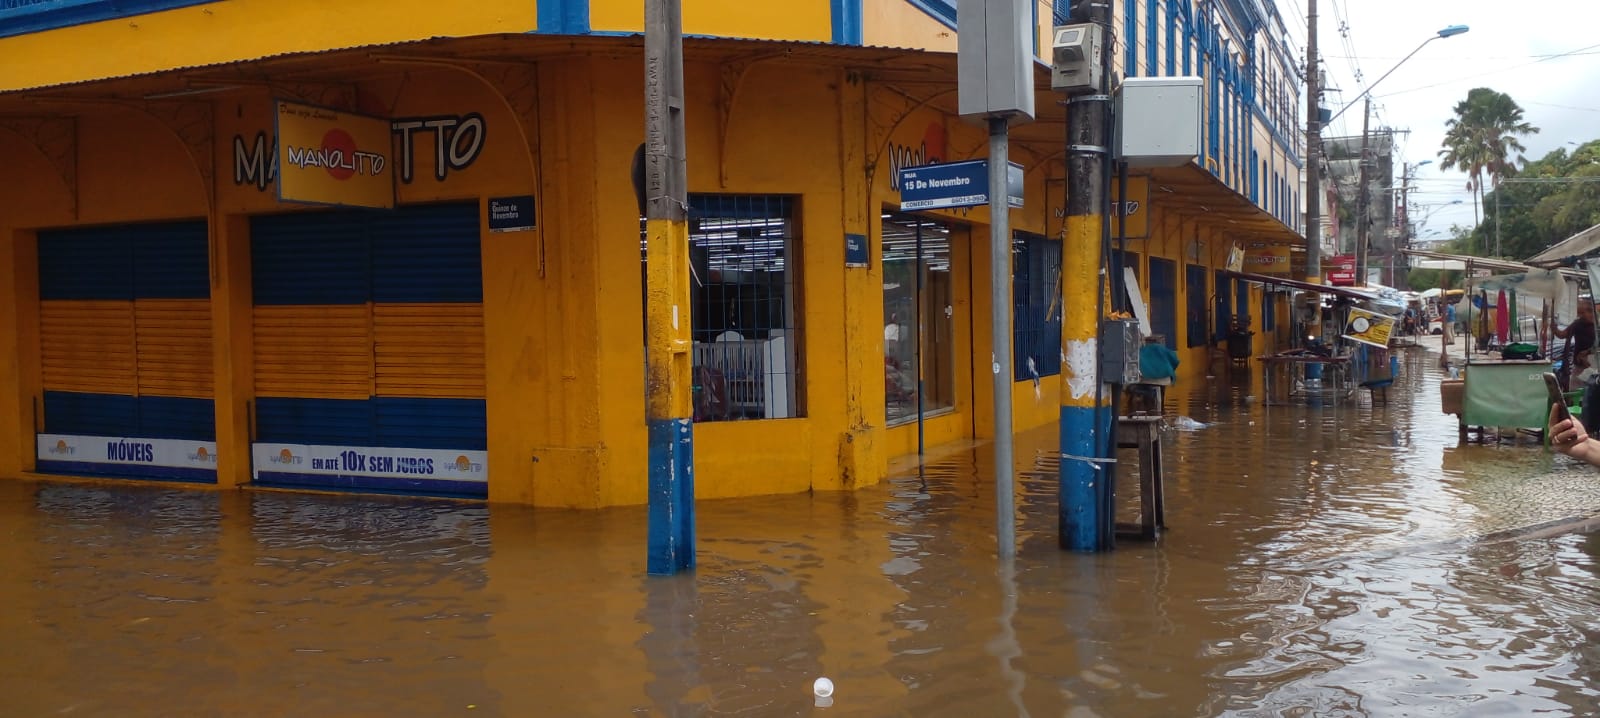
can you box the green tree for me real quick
[1438,88,1539,227]
[1472,139,1600,260]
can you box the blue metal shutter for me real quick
[369,203,485,451]
[38,221,214,444]
[1149,258,1178,351]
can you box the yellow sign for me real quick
[275,100,394,209]
[1343,307,1396,348]
[1243,246,1293,275]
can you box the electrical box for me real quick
[1100,318,1143,385]
[1050,24,1103,94]
[1116,76,1202,168]
[957,0,1035,121]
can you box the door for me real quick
[249,203,487,496]
[35,221,216,481]
[1148,258,1178,351]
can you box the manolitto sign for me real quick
[1243,245,1292,275]
[275,100,395,209]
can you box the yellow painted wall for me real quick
[863,0,955,51]
[0,0,536,93]
[590,0,832,40]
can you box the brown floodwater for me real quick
[4,348,1600,717]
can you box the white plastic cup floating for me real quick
[813,677,834,699]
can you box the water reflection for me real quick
[4,347,1600,715]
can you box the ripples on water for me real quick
[2,349,1600,716]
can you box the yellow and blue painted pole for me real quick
[1059,1,1112,551]
[644,0,694,575]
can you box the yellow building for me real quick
[0,0,1302,507]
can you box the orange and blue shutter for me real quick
[248,203,487,496]
[35,221,217,482]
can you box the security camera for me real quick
[1051,24,1103,94]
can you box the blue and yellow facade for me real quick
[0,0,1302,506]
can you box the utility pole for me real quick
[1354,97,1372,286]
[1060,0,1111,552]
[1304,0,1322,288]
[644,0,694,576]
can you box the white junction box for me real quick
[1117,76,1203,168]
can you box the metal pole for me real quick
[1304,0,1323,306]
[644,0,695,576]
[989,117,1016,557]
[1355,97,1372,286]
[1060,0,1111,552]
[1494,179,1501,257]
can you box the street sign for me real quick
[897,159,1024,211]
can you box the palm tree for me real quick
[1438,88,1539,231]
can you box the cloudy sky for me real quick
[1296,0,1600,240]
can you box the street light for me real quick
[1327,25,1469,124]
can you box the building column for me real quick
[834,71,884,487]
[209,214,253,488]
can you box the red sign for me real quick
[1328,254,1357,287]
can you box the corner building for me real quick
[0,0,1303,506]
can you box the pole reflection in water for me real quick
[5,350,1600,714]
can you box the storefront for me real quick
[34,221,217,482]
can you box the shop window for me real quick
[1013,233,1062,380]
[1186,263,1207,348]
[883,213,957,427]
[641,195,804,422]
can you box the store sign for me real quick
[1343,307,1396,348]
[275,100,395,208]
[1328,254,1358,286]
[488,195,537,232]
[1244,246,1293,275]
[897,159,1023,211]
[251,443,488,484]
[237,109,487,195]
[36,434,219,480]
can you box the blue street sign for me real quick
[897,159,1024,211]
[844,233,869,267]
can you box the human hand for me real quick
[1549,403,1597,463]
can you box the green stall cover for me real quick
[1462,362,1553,429]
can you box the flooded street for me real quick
[5,348,1600,716]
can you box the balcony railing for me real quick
[0,0,213,39]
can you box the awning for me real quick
[1146,165,1303,246]
[1400,248,1587,280]
[1220,270,1382,302]
[1527,222,1600,265]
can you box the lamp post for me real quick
[1326,25,1470,126]
[1334,27,1465,287]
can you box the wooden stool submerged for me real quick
[1114,415,1166,541]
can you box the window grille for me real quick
[639,195,803,422]
[1013,233,1062,379]
[1186,263,1207,348]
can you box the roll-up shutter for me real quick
[36,221,216,482]
[249,203,487,497]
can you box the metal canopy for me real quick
[1527,221,1600,265]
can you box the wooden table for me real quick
[1259,353,1355,405]
[1115,415,1165,541]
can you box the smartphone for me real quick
[1545,372,1572,422]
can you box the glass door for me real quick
[882,213,955,426]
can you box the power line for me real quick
[1378,41,1600,99]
